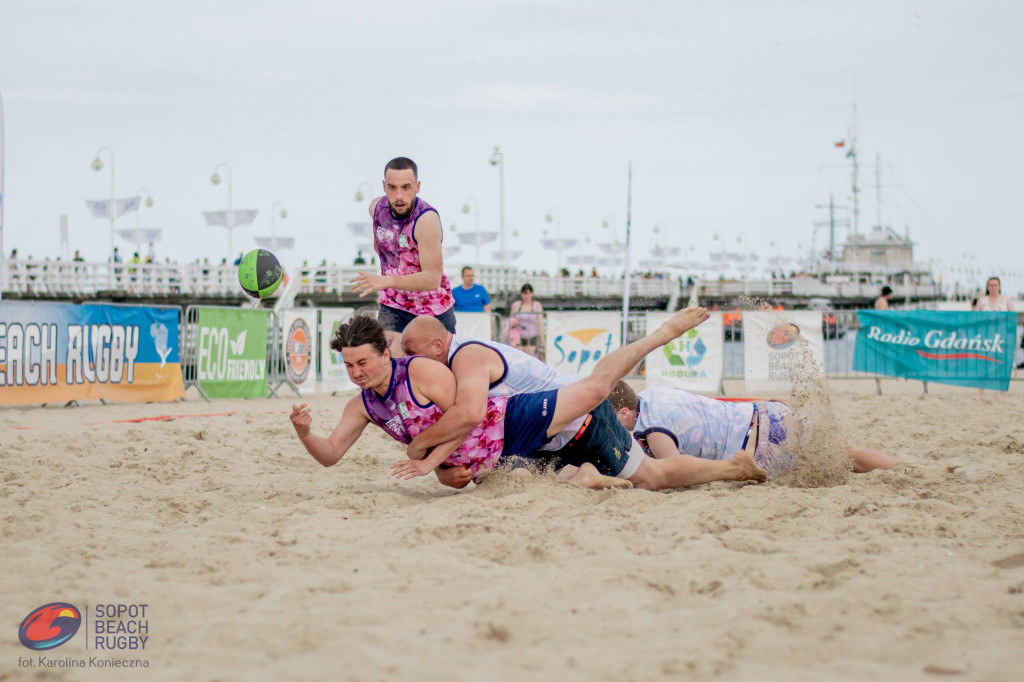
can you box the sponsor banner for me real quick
[320,309,356,393]
[853,310,1016,390]
[195,308,269,399]
[0,301,184,405]
[546,311,622,378]
[454,311,492,341]
[645,311,723,392]
[743,311,824,392]
[282,309,317,394]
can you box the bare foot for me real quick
[564,462,633,490]
[555,465,580,481]
[731,451,768,482]
[658,307,710,341]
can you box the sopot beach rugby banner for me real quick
[743,311,825,393]
[0,301,184,404]
[853,310,1016,391]
[195,308,269,399]
[645,311,723,392]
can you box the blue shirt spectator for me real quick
[451,266,491,313]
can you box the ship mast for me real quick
[849,100,860,238]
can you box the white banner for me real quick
[203,209,259,228]
[645,311,723,393]
[743,311,824,393]
[454,311,492,341]
[319,309,356,394]
[282,309,318,395]
[254,236,295,250]
[85,196,141,219]
[546,311,622,378]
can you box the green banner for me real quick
[196,308,269,398]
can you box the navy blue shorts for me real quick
[548,399,634,477]
[502,394,634,478]
[501,390,559,459]
[377,304,457,334]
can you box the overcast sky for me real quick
[2,0,1022,294]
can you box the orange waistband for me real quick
[571,413,594,442]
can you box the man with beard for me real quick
[350,157,455,354]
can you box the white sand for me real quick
[2,380,1024,680]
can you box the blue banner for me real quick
[0,301,184,404]
[853,310,1016,390]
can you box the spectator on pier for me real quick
[510,282,544,359]
[874,285,893,310]
[975,276,1013,312]
[353,250,367,266]
[451,266,491,313]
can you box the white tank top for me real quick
[448,335,581,449]
[634,387,753,460]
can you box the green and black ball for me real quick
[238,249,284,299]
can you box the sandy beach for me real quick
[2,379,1024,681]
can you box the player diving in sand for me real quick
[290,307,768,490]
[398,314,769,489]
[605,382,896,479]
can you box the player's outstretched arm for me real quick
[350,213,446,297]
[290,397,370,467]
[391,436,464,480]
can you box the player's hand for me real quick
[435,465,474,489]
[350,272,386,297]
[391,458,435,480]
[405,441,427,461]
[290,403,312,438]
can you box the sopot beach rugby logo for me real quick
[286,318,312,384]
[18,603,82,651]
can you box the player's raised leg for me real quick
[546,307,710,436]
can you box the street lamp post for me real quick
[135,187,155,258]
[210,163,234,259]
[542,207,577,274]
[488,146,506,267]
[462,197,481,264]
[354,182,373,203]
[91,147,115,261]
[271,201,288,251]
[546,208,560,272]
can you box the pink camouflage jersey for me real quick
[372,197,454,316]
[361,357,507,477]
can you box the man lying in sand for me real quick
[291,308,767,489]
[606,382,896,477]
[400,315,767,489]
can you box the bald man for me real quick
[401,313,767,489]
